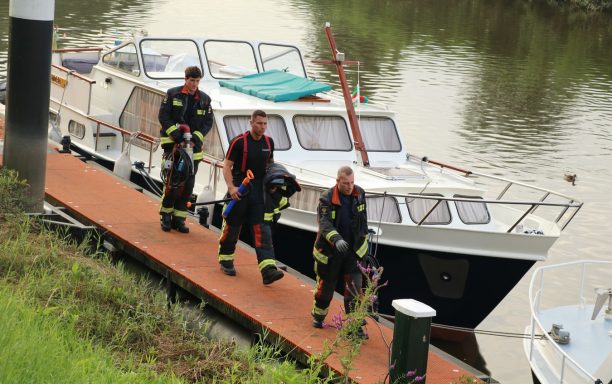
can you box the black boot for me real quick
[171,217,189,233]
[160,213,172,232]
[312,315,325,329]
[219,260,236,276]
[262,266,284,285]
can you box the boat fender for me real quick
[196,185,215,207]
[113,147,132,181]
[48,119,62,144]
[195,185,215,227]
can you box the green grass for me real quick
[0,286,174,384]
[0,167,325,383]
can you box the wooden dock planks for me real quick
[39,152,472,383]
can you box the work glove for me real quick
[335,239,350,255]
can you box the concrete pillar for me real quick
[4,0,55,212]
[390,299,436,383]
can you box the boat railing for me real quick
[412,156,583,231]
[292,179,582,232]
[526,260,612,383]
[87,116,159,172]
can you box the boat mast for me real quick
[323,22,370,167]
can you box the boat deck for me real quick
[537,305,612,377]
[2,149,476,383]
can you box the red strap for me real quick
[241,132,272,173]
[241,131,249,172]
[264,135,271,163]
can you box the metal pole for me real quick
[390,299,436,383]
[4,0,55,213]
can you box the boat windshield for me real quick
[139,39,202,79]
[204,40,259,79]
[258,43,306,78]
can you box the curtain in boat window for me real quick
[202,119,224,160]
[293,115,351,151]
[288,185,320,212]
[223,115,290,150]
[119,87,162,151]
[359,117,401,152]
[366,196,401,223]
[406,195,451,225]
[454,195,490,224]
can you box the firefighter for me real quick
[263,162,301,226]
[158,66,213,233]
[217,110,285,285]
[311,166,369,337]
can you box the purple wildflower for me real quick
[415,375,424,382]
[330,313,344,330]
[406,370,416,377]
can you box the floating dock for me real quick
[2,144,480,383]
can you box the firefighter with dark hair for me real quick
[311,166,369,338]
[217,110,286,285]
[158,66,213,233]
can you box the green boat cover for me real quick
[219,70,332,102]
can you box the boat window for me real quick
[102,43,141,76]
[223,115,290,150]
[293,115,352,151]
[367,196,401,223]
[359,117,402,152]
[406,194,451,225]
[258,43,306,78]
[454,195,490,225]
[119,86,163,151]
[203,119,224,160]
[204,40,258,79]
[288,185,320,212]
[68,120,85,140]
[139,39,201,79]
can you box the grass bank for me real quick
[0,167,317,383]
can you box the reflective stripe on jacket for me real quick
[158,84,213,155]
[312,184,368,264]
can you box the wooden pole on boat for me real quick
[323,22,370,167]
[4,0,55,212]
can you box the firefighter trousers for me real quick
[312,251,362,320]
[160,157,199,219]
[218,180,277,272]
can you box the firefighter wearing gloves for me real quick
[158,66,213,233]
[311,166,369,337]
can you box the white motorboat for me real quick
[48,26,582,329]
[524,260,612,384]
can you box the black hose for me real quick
[160,147,193,189]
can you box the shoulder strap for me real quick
[241,133,272,172]
[264,135,272,163]
[241,131,249,172]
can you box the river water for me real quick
[1,1,611,382]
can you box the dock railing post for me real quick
[390,299,436,383]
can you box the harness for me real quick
[240,131,272,172]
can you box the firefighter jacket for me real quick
[159,84,213,161]
[312,184,369,265]
[263,163,301,223]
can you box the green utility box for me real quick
[390,299,436,383]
